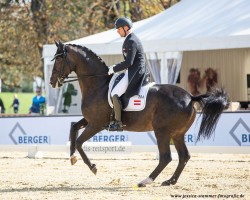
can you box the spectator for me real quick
[10,94,19,114]
[0,97,5,113]
[29,87,46,115]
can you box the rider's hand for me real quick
[108,65,115,75]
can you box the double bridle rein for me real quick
[51,46,109,84]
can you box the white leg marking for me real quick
[139,177,154,185]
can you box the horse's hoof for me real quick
[137,183,146,187]
[91,164,97,175]
[137,177,153,187]
[161,180,176,186]
[70,155,77,165]
[161,181,171,186]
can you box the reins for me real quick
[63,73,109,83]
[52,47,109,84]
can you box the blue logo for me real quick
[9,122,50,144]
[229,118,250,146]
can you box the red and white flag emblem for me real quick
[134,99,141,106]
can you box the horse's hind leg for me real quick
[138,130,172,187]
[70,118,88,165]
[161,134,190,186]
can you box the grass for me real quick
[0,92,35,114]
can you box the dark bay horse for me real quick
[50,41,229,187]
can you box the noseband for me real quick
[51,45,109,84]
[51,45,70,84]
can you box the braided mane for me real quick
[67,43,107,67]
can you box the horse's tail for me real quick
[191,88,230,141]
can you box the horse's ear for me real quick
[59,40,63,46]
[55,40,59,47]
[58,40,64,50]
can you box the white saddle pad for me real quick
[108,73,155,111]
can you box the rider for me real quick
[108,17,147,131]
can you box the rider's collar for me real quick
[124,32,132,38]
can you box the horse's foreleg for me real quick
[75,125,102,175]
[70,118,88,164]
[138,131,172,187]
[161,135,190,186]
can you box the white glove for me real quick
[108,65,115,75]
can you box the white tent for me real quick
[62,0,250,53]
[44,0,250,55]
[43,0,250,114]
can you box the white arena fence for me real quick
[0,112,249,158]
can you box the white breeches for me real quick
[111,70,129,97]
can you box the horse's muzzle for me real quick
[50,79,63,88]
[49,81,56,88]
[50,75,64,88]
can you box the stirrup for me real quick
[108,121,123,132]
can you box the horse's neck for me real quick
[68,45,109,99]
[79,78,108,93]
[75,62,108,92]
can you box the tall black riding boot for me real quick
[109,94,123,131]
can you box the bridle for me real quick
[51,45,109,84]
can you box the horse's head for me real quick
[50,41,110,88]
[50,41,73,88]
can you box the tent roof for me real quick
[43,0,250,56]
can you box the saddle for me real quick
[108,73,155,111]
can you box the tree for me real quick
[31,0,48,56]
[0,0,180,89]
[0,2,41,88]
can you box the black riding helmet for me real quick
[115,17,133,30]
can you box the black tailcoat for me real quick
[113,33,146,98]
